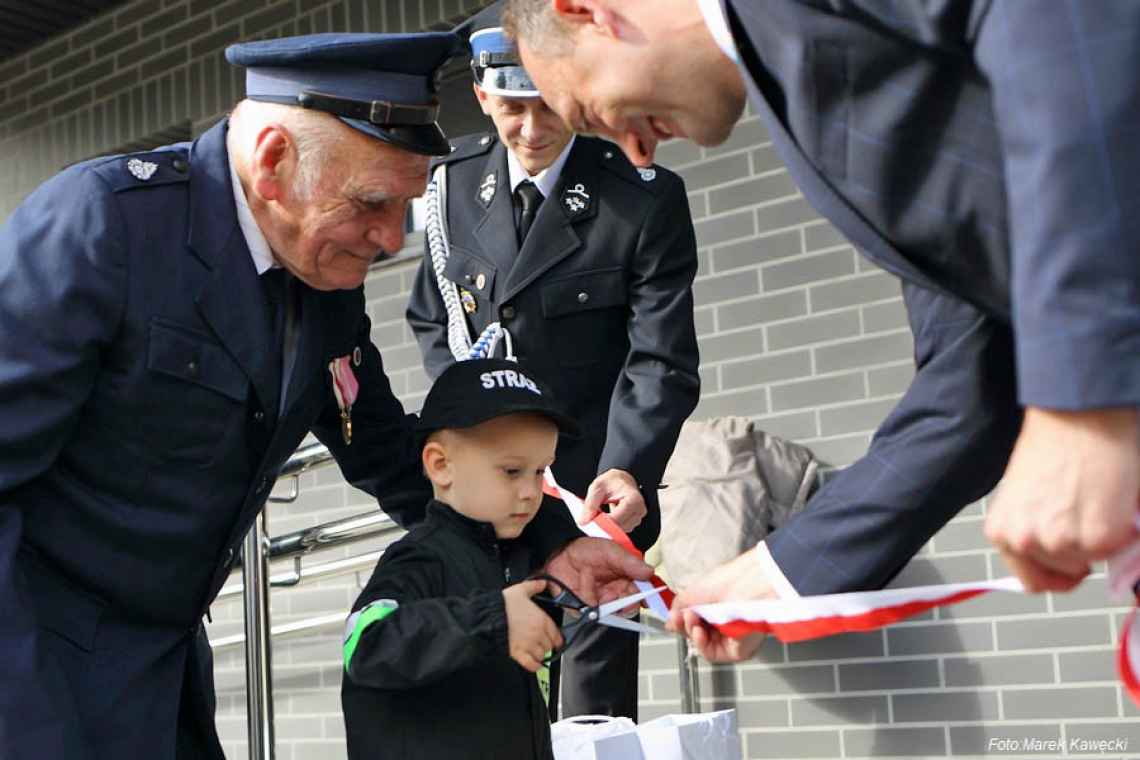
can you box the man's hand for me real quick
[985,406,1140,592]
[668,546,778,663]
[543,537,653,607]
[582,469,647,532]
[503,579,564,672]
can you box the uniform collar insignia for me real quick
[637,167,657,182]
[478,171,497,208]
[561,182,592,216]
[127,157,158,181]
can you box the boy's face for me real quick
[424,413,559,539]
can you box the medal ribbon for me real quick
[329,356,359,416]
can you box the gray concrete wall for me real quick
[1,1,1137,759]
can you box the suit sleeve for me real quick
[312,298,431,529]
[0,168,127,730]
[405,251,457,381]
[596,175,701,490]
[343,541,509,690]
[766,284,1022,594]
[971,2,1140,409]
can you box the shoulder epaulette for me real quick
[431,132,496,170]
[593,138,673,196]
[89,148,192,193]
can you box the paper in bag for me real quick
[635,708,742,760]
[551,715,645,760]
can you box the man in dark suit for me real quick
[0,32,652,758]
[406,19,700,717]
[504,0,1140,658]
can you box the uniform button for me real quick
[253,410,265,423]
[172,158,188,173]
[577,291,590,304]
[604,151,614,159]
[258,476,270,492]
[186,359,200,377]
[501,305,516,320]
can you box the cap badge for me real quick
[478,172,497,207]
[563,183,591,215]
[460,289,478,314]
[127,158,158,181]
[638,167,657,182]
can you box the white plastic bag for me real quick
[551,715,644,760]
[636,709,742,760]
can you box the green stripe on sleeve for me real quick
[343,599,399,671]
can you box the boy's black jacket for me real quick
[342,500,554,760]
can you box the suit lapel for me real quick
[500,141,596,302]
[185,120,280,414]
[471,144,518,289]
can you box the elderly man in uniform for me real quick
[0,32,650,759]
[406,12,700,720]
[504,0,1140,660]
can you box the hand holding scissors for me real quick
[530,573,670,665]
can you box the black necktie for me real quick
[262,268,290,412]
[514,180,543,246]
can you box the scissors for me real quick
[530,573,671,664]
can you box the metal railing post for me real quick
[678,636,701,713]
[242,508,276,760]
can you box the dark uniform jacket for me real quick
[0,120,573,759]
[407,135,701,551]
[342,500,553,760]
[725,1,1140,592]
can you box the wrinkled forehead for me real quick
[345,142,430,190]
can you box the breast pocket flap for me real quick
[541,268,628,318]
[147,321,248,402]
[441,247,497,296]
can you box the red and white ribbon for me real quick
[542,469,674,618]
[541,473,1140,706]
[691,577,1023,642]
[1108,524,1140,706]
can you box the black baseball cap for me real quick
[417,358,579,444]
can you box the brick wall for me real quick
[3,2,1138,759]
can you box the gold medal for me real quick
[341,409,352,445]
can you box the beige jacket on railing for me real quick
[649,417,819,590]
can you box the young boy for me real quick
[341,358,578,760]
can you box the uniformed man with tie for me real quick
[0,31,652,759]
[406,13,701,720]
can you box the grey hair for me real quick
[228,99,343,201]
[502,0,573,53]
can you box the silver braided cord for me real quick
[425,163,513,362]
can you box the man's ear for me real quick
[551,0,619,36]
[249,124,293,203]
[473,83,493,116]
[422,440,453,489]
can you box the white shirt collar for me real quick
[506,135,577,198]
[228,151,278,275]
[698,0,741,64]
